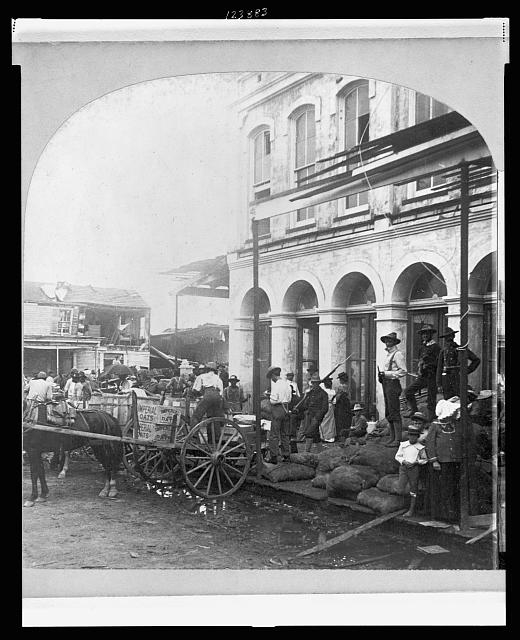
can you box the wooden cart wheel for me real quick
[121,419,180,482]
[180,417,251,499]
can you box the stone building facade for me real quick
[226,72,497,418]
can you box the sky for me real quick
[23,73,243,333]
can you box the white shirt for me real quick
[193,371,224,394]
[269,378,293,405]
[382,346,407,379]
[27,379,53,402]
[395,440,428,465]
[287,380,300,398]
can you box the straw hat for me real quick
[266,366,281,379]
[353,403,363,411]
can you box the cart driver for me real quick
[190,362,226,428]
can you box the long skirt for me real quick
[319,405,336,442]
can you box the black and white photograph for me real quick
[17,19,507,626]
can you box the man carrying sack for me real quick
[378,331,407,448]
[266,366,292,465]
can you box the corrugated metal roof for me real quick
[23,281,150,309]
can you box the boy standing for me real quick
[395,415,429,517]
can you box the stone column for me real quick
[229,317,254,396]
[318,308,347,382]
[442,296,484,390]
[373,302,408,420]
[269,314,298,377]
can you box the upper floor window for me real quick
[345,82,369,150]
[294,106,316,223]
[58,308,73,335]
[253,129,271,186]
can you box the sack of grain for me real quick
[349,443,400,475]
[311,473,329,489]
[376,474,409,496]
[357,487,409,514]
[316,446,350,474]
[326,464,381,498]
[262,463,316,483]
[289,452,320,468]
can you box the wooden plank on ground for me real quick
[465,525,496,545]
[295,508,407,558]
[327,497,376,515]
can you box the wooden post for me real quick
[174,293,179,360]
[459,161,470,530]
[56,347,59,375]
[252,215,262,478]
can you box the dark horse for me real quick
[23,409,123,507]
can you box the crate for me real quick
[88,393,132,426]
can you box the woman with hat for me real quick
[378,331,407,448]
[436,327,481,400]
[266,366,292,464]
[395,412,429,518]
[334,371,352,442]
[403,324,441,422]
[223,374,249,413]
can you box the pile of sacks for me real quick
[263,442,410,514]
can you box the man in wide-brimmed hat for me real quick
[295,372,329,452]
[266,365,292,464]
[378,331,407,448]
[223,374,249,413]
[403,324,441,421]
[436,327,481,400]
[348,403,368,442]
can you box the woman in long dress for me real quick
[319,378,336,443]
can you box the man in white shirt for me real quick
[25,371,53,423]
[190,362,226,429]
[378,331,407,448]
[267,366,292,464]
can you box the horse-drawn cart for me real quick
[24,390,266,500]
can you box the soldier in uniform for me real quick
[436,327,481,400]
[403,324,441,421]
[296,372,329,453]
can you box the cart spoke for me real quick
[206,466,215,495]
[188,442,213,456]
[219,442,247,456]
[216,467,223,494]
[220,464,238,488]
[185,460,212,475]
[193,463,212,488]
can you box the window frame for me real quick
[291,105,317,227]
[337,81,371,215]
[251,127,272,193]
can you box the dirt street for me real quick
[23,454,493,570]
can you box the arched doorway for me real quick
[240,288,272,383]
[332,272,377,414]
[393,263,448,373]
[282,280,319,389]
[469,252,497,389]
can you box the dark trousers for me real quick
[269,404,290,458]
[441,371,460,400]
[191,390,225,427]
[304,411,324,442]
[382,379,402,423]
[397,464,420,496]
[404,374,437,418]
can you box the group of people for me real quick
[24,368,97,410]
[261,365,370,465]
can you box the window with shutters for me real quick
[293,106,316,224]
[58,308,73,335]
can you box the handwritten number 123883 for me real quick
[226,9,268,18]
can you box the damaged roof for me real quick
[23,281,150,310]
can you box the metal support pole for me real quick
[459,161,470,529]
[252,216,262,478]
[56,347,59,375]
